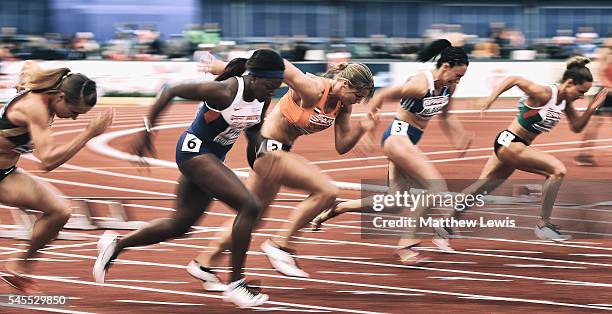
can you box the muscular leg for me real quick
[193,169,280,268]
[254,152,337,249]
[450,154,516,219]
[382,136,448,248]
[179,155,263,282]
[112,175,212,260]
[0,169,71,274]
[498,145,567,226]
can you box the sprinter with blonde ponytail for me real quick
[0,61,112,293]
[434,56,608,250]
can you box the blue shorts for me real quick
[381,118,423,146]
[175,132,228,166]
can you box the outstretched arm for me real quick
[564,88,608,133]
[200,53,321,107]
[481,76,550,111]
[439,89,472,150]
[367,73,428,114]
[22,97,113,171]
[135,80,233,158]
[333,104,376,154]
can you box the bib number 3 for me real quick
[181,133,203,153]
[496,131,515,147]
[390,120,409,136]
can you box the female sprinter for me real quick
[312,39,472,265]
[0,62,112,293]
[188,54,375,281]
[92,49,284,308]
[435,56,607,249]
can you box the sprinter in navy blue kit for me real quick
[312,39,472,264]
[92,49,284,308]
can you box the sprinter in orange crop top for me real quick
[190,53,375,280]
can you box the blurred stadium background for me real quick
[0,0,610,62]
[1,0,610,101]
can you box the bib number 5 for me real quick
[181,133,203,153]
[496,131,515,147]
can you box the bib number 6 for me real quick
[390,120,409,136]
[496,131,515,147]
[181,133,203,153]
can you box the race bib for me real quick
[266,139,283,152]
[181,133,203,153]
[496,131,515,147]
[390,120,409,136]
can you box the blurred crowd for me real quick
[0,22,609,63]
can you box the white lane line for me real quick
[251,285,305,290]
[37,177,175,197]
[251,307,331,313]
[316,271,396,276]
[569,254,612,257]
[99,115,612,167]
[243,271,612,311]
[114,300,203,306]
[107,279,189,284]
[23,155,176,184]
[300,255,372,260]
[85,120,612,191]
[336,290,424,297]
[282,254,612,288]
[41,242,98,251]
[545,282,611,287]
[15,247,611,311]
[124,247,173,252]
[467,249,543,254]
[471,237,612,252]
[504,264,587,269]
[320,144,612,173]
[28,275,383,314]
[0,304,94,314]
[429,276,513,282]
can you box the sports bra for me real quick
[399,71,450,120]
[517,85,565,134]
[278,76,342,135]
[0,90,34,154]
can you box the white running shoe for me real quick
[261,240,309,278]
[535,223,572,242]
[93,231,118,283]
[433,223,455,252]
[223,279,268,308]
[186,260,227,292]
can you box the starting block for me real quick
[512,184,543,198]
[0,197,154,241]
[65,198,148,231]
[0,209,86,241]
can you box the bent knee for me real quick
[47,207,71,224]
[549,163,567,178]
[315,184,338,207]
[240,196,263,219]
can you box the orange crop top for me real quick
[278,77,342,135]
